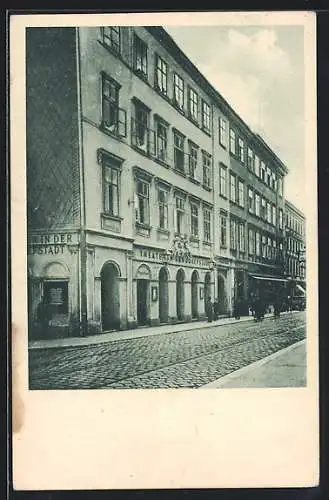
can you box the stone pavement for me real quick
[201,339,306,388]
[28,310,300,350]
[29,312,306,390]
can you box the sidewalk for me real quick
[28,310,301,350]
[201,339,306,388]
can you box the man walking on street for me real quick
[206,296,213,323]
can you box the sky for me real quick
[165,25,306,213]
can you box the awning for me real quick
[249,274,288,283]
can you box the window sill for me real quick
[203,240,212,246]
[174,168,186,178]
[99,123,126,142]
[188,176,201,185]
[172,101,186,115]
[220,245,228,250]
[133,68,149,83]
[154,157,170,169]
[136,221,151,230]
[201,127,212,137]
[219,194,228,200]
[131,144,151,158]
[202,184,212,192]
[157,227,170,235]
[187,113,199,127]
[154,85,170,102]
[219,142,227,150]
[101,213,123,222]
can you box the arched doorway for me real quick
[191,270,199,319]
[176,268,185,321]
[217,274,226,315]
[101,262,120,331]
[136,264,151,326]
[204,272,211,313]
[159,266,169,323]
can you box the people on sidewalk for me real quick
[206,296,213,322]
[213,298,220,321]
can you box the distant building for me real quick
[26,26,291,339]
[284,200,306,284]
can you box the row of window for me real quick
[218,116,283,195]
[286,257,305,278]
[101,27,285,195]
[287,237,304,255]
[219,214,283,260]
[219,166,283,228]
[101,27,211,134]
[285,213,305,237]
[135,179,212,242]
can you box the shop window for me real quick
[44,280,68,316]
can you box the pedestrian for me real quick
[273,295,281,319]
[234,297,241,320]
[206,296,213,323]
[213,298,220,321]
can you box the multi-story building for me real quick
[26,26,290,339]
[284,200,306,286]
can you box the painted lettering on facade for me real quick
[136,246,210,268]
[27,233,74,255]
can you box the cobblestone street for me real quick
[29,312,306,390]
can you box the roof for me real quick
[285,199,305,219]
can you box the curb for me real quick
[28,310,303,351]
[200,338,306,388]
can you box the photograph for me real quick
[26,21,308,390]
[11,11,318,491]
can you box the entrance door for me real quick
[101,263,120,331]
[191,270,199,319]
[137,279,149,325]
[176,269,185,321]
[159,267,169,323]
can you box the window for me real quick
[230,219,237,250]
[277,177,283,196]
[279,209,283,230]
[230,174,236,203]
[155,120,168,162]
[102,26,120,53]
[267,237,272,259]
[262,235,267,258]
[101,74,126,136]
[220,214,227,247]
[191,204,199,237]
[255,193,260,217]
[238,137,245,163]
[239,223,245,252]
[175,196,185,234]
[173,130,185,172]
[272,205,276,226]
[188,142,198,179]
[158,188,168,230]
[267,202,272,224]
[188,87,199,122]
[134,35,148,77]
[229,128,236,154]
[202,152,212,189]
[271,171,276,190]
[203,208,211,243]
[219,165,227,197]
[103,163,120,216]
[132,102,150,152]
[255,232,261,256]
[248,228,255,255]
[202,100,211,133]
[247,147,254,170]
[238,180,244,207]
[260,161,266,182]
[173,73,184,109]
[219,117,227,147]
[136,179,149,225]
[254,155,260,177]
[155,54,168,95]
[261,197,266,219]
[266,167,272,186]
[248,188,254,213]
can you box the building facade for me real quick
[26,26,291,339]
[284,200,306,293]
